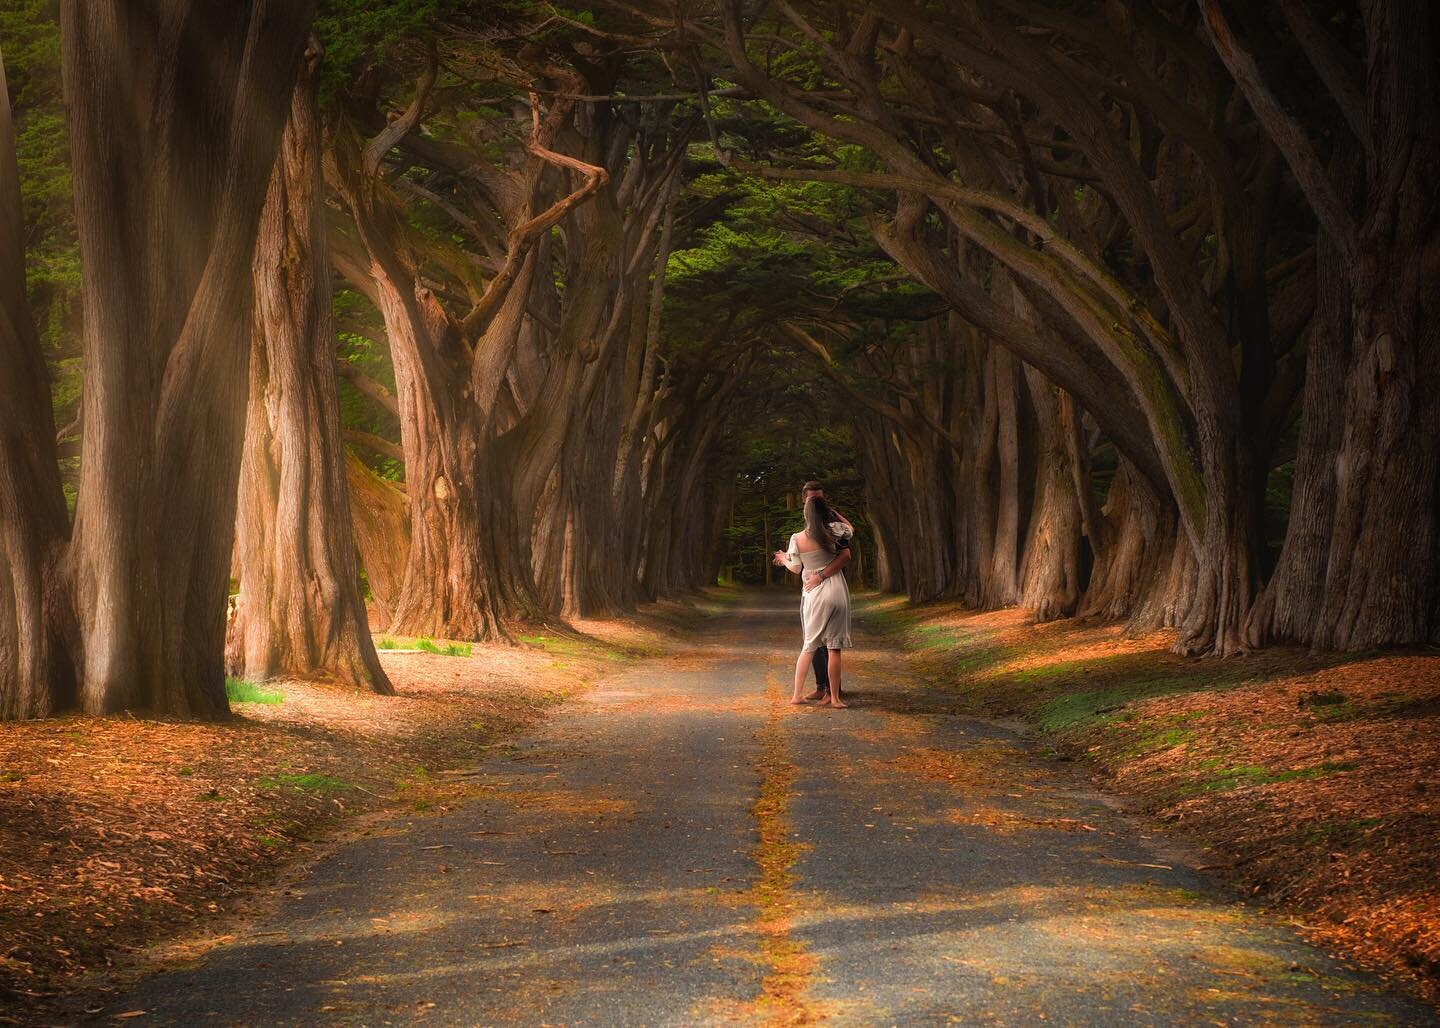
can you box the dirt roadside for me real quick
[865,594,1440,1010]
[0,601,710,1020]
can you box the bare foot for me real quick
[803,689,825,702]
[789,696,809,705]
[824,698,849,709]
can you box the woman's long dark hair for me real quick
[804,496,838,554]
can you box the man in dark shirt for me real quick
[799,480,852,702]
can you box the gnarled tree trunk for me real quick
[1227,2,1440,650]
[227,49,390,692]
[61,0,315,716]
[345,451,409,626]
[1080,459,1181,631]
[0,44,75,719]
[981,347,1023,608]
[1309,8,1440,647]
[1018,369,1082,622]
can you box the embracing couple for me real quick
[772,480,854,709]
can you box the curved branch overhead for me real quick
[2,0,1438,734]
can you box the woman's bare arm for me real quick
[774,534,803,573]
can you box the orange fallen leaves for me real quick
[888,598,1440,1007]
[0,638,606,1015]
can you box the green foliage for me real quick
[1035,679,1197,733]
[375,635,471,656]
[314,0,452,96]
[224,678,285,706]
[519,634,582,657]
[416,637,471,658]
[1188,762,1357,795]
[1,0,81,428]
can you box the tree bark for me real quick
[345,451,409,627]
[328,82,639,639]
[1239,3,1440,649]
[226,47,390,693]
[61,0,316,716]
[981,347,1022,608]
[0,44,75,719]
[1079,459,1181,630]
[1307,4,1440,648]
[1018,368,1083,621]
[1245,159,1356,647]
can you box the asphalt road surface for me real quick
[92,593,1435,1026]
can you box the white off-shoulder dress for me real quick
[782,523,853,652]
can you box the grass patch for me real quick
[374,635,472,657]
[416,637,472,658]
[519,633,584,657]
[1036,685,1162,733]
[1187,761,1358,795]
[1121,726,1196,759]
[911,624,969,649]
[225,677,283,705]
[257,772,353,794]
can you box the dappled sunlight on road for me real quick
[93,592,1431,1025]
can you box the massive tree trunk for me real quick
[1245,159,1356,648]
[334,191,544,640]
[1018,369,1083,622]
[1079,459,1183,631]
[981,347,1023,608]
[61,0,315,716]
[858,418,907,594]
[227,49,390,693]
[345,451,409,626]
[0,45,75,719]
[1222,1,1440,649]
[1307,8,1440,648]
[387,395,539,641]
[328,77,638,639]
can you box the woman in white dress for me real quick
[773,496,852,708]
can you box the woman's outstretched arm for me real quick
[773,533,803,573]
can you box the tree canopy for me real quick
[2,0,1437,719]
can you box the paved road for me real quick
[94,593,1434,1025]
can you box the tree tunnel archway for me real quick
[2,0,1438,720]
